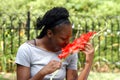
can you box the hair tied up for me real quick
[36,17,44,30]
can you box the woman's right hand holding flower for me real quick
[40,60,61,76]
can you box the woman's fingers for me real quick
[85,43,93,50]
[42,60,62,75]
[81,43,94,55]
[51,60,61,69]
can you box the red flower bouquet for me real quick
[58,32,96,59]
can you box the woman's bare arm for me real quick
[17,64,31,80]
[17,60,61,80]
[66,69,78,80]
[17,64,46,80]
[78,43,94,80]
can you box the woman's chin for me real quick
[55,47,62,51]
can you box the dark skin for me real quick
[17,23,94,80]
[17,23,78,80]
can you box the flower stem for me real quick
[91,24,108,40]
[50,69,59,80]
[50,59,65,80]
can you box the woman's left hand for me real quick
[81,43,94,64]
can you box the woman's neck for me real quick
[36,37,59,52]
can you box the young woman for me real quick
[15,7,94,80]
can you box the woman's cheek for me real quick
[60,42,68,48]
[57,39,67,48]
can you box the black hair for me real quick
[36,7,71,38]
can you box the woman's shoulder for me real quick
[18,40,35,51]
[17,42,30,52]
[17,42,34,57]
[19,42,29,47]
[19,39,35,48]
[65,53,78,61]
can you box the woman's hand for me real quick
[81,43,94,64]
[40,60,62,76]
[78,43,94,80]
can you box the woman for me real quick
[15,7,94,80]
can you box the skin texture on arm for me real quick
[17,60,61,80]
[78,62,93,80]
[78,43,94,80]
[17,64,31,80]
[17,64,46,80]
[66,69,78,80]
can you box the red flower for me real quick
[58,32,96,59]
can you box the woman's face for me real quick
[48,24,72,51]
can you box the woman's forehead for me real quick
[55,24,72,36]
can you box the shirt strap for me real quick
[34,39,36,46]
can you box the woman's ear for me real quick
[47,29,53,38]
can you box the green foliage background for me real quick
[0,0,120,72]
[0,0,120,16]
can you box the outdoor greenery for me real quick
[0,72,120,80]
[0,0,120,79]
[1,0,120,16]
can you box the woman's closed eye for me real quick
[61,37,67,41]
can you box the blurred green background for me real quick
[0,0,120,80]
